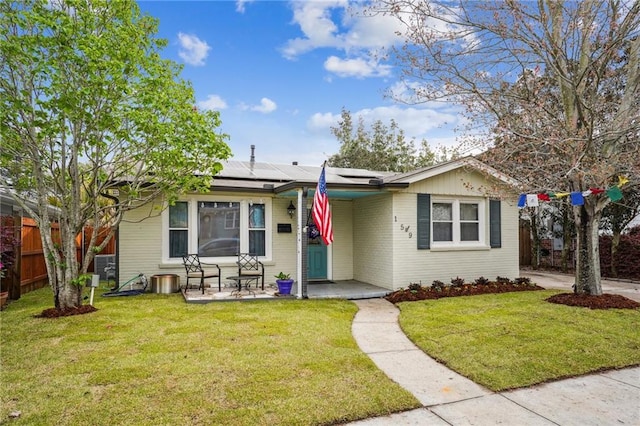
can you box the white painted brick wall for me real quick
[353,194,394,289]
[330,200,353,280]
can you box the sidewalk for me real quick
[348,298,640,425]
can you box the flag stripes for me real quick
[313,164,333,245]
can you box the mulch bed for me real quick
[385,281,544,303]
[31,283,639,316]
[35,305,98,318]
[547,293,640,310]
[385,281,640,310]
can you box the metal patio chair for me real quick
[182,254,221,294]
[236,253,265,290]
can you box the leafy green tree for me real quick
[0,0,231,309]
[373,0,639,295]
[328,108,440,172]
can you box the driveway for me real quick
[520,269,640,302]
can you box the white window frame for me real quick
[162,196,272,263]
[431,197,486,248]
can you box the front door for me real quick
[308,236,327,280]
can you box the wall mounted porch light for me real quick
[287,200,296,218]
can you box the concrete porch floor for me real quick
[182,280,391,303]
[307,280,391,299]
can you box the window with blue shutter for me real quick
[417,194,431,249]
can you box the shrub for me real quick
[431,280,445,290]
[474,276,490,286]
[408,282,422,291]
[0,216,21,280]
[599,228,640,280]
[450,276,465,287]
[496,276,511,284]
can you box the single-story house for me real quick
[118,156,520,296]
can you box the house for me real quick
[118,156,521,296]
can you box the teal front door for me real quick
[308,239,327,280]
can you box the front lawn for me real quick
[0,288,418,425]
[397,290,640,391]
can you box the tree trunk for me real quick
[610,231,620,278]
[560,205,571,273]
[59,219,82,309]
[574,203,602,295]
[39,216,83,310]
[529,209,541,270]
[57,276,82,309]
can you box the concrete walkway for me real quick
[348,295,640,425]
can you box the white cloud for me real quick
[177,32,210,66]
[280,1,404,80]
[280,1,404,59]
[280,1,344,59]
[324,56,392,78]
[308,105,460,142]
[235,0,254,13]
[241,97,277,114]
[308,112,337,131]
[197,95,228,111]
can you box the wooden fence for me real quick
[1,216,115,298]
[519,220,532,267]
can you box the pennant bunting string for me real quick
[518,176,629,208]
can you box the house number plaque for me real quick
[395,216,412,238]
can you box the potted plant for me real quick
[274,272,294,295]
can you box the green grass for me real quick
[0,288,419,425]
[397,290,640,391]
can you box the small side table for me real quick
[226,276,258,297]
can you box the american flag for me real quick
[313,164,333,245]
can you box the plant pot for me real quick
[0,291,8,310]
[276,279,294,295]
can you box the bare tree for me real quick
[371,0,640,295]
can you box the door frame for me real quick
[306,202,332,280]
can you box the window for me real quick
[169,202,188,258]
[432,203,453,242]
[248,204,265,256]
[198,202,240,257]
[432,202,479,242]
[432,199,481,245]
[418,194,489,249]
[166,199,270,260]
[460,203,479,241]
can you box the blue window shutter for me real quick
[490,199,501,248]
[417,194,431,249]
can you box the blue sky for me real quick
[137,0,463,166]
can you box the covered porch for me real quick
[182,280,390,303]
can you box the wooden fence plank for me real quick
[2,216,115,296]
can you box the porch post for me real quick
[296,188,303,299]
[296,187,308,299]
[301,188,308,298]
